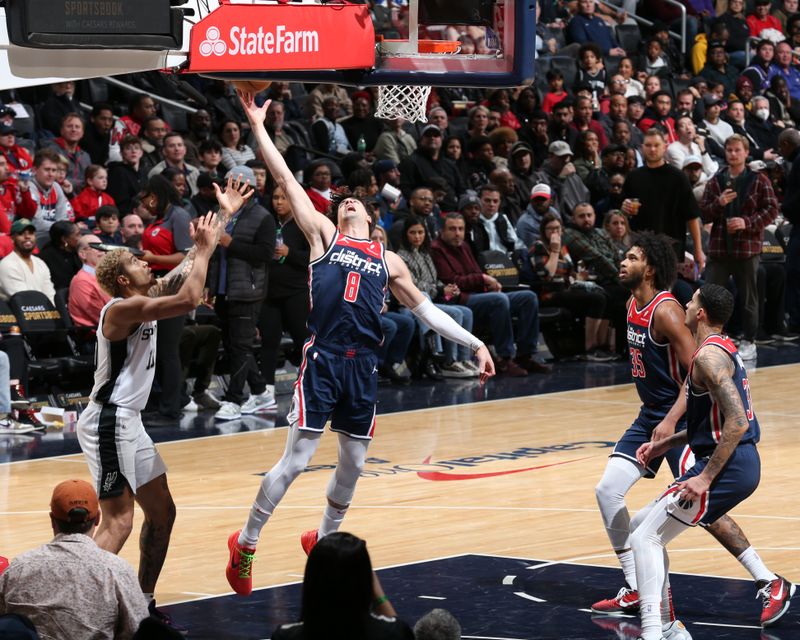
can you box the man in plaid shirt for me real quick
[700,134,779,359]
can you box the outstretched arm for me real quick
[674,346,749,500]
[103,213,220,340]
[147,174,253,298]
[237,89,334,255]
[386,251,495,384]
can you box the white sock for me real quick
[737,546,777,583]
[319,502,348,537]
[617,549,638,590]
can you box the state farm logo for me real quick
[198,26,227,57]
[197,24,320,57]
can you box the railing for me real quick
[595,0,687,54]
[100,76,199,114]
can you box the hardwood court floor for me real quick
[1,363,797,607]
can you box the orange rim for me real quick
[380,38,461,54]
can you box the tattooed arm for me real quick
[146,175,253,298]
[674,346,749,501]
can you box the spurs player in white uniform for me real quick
[77,177,251,608]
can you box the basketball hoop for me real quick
[374,39,460,123]
[375,85,432,123]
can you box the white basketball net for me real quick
[375,85,432,123]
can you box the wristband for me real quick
[373,595,389,607]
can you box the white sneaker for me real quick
[439,360,474,378]
[241,387,277,414]
[0,417,37,435]
[460,360,481,376]
[182,398,199,412]
[214,401,242,421]
[738,340,757,360]
[662,619,692,640]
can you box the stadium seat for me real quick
[615,24,642,57]
[54,288,95,354]
[8,290,94,383]
[539,307,585,360]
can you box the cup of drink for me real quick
[629,198,641,215]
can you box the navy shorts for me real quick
[287,336,378,439]
[660,443,761,526]
[611,406,694,479]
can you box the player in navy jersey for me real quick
[225,89,494,597]
[633,284,794,638]
[592,233,790,632]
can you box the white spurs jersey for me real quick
[89,298,157,411]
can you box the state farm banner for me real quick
[188,3,375,73]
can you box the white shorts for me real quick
[77,402,167,499]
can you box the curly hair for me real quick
[95,248,130,297]
[630,231,677,291]
[328,187,377,233]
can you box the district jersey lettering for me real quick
[686,334,761,457]
[90,298,157,411]
[307,232,388,349]
[627,291,683,408]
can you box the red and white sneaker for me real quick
[757,575,795,627]
[226,530,256,596]
[591,586,640,615]
[0,556,8,575]
[300,529,318,556]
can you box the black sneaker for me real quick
[772,330,800,342]
[148,600,189,636]
[755,331,776,346]
[583,349,615,362]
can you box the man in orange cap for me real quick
[0,479,148,639]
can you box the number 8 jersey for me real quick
[627,291,684,409]
[686,334,760,457]
[307,232,389,350]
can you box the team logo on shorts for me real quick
[102,471,118,493]
[677,496,694,510]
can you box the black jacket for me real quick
[399,150,465,212]
[207,200,276,302]
[107,162,148,214]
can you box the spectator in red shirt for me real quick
[638,91,678,143]
[72,165,116,224]
[0,123,32,175]
[570,96,609,149]
[68,234,110,329]
[0,154,18,222]
[747,0,783,37]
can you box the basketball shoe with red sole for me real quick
[300,529,318,556]
[226,530,256,596]
[0,556,8,575]
[757,575,795,627]
[591,586,640,615]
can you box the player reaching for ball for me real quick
[224,88,495,596]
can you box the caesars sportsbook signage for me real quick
[188,3,375,73]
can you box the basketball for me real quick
[230,80,271,94]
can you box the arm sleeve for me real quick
[411,297,484,351]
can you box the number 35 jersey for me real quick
[686,334,760,457]
[307,232,389,350]
[90,298,157,411]
[627,290,684,410]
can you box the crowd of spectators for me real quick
[0,0,799,426]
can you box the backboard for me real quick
[187,0,535,89]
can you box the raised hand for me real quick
[214,173,254,221]
[192,212,220,253]
[236,89,271,127]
